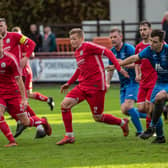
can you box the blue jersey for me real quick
[109,43,136,86]
[139,44,168,83]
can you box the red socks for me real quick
[100,114,122,125]
[26,105,36,116]
[61,108,73,133]
[29,116,45,127]
[146,116,151,128]
[0,116,15,143]
[33,92,48,102]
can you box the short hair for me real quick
[69,28,84,37]
[151,29,165,41]
[11,26,21,33]
[110,27,122,34]
[0,18,6,23]
[139,20,151,28]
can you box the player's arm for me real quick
[15,76,27,110]
[14,33,36,68]
[106,70,114,91]
[120,54,140,66]
[135,63,141,83]
[87,42,129,77]
[9,52,28,109]
[60,68,80,94]
[104,48,129,78]
[117,59,135,69]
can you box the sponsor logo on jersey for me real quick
[1,62,6,68]
[6,38,10,44]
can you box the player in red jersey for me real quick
[56,28,130,145]
[0,35,52,147]
[135,21,157,130]
[10,26,54,138]
[0,18,52,139]
[12,27,55,110]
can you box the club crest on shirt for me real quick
[80,50,83,56]
[6,38,10,44]
[1,62,6,68]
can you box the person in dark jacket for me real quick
[28,24,42,52]
[42,26,56,52]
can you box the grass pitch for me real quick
[1,84,168,168]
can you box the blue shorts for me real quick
[120,83,139,104]
[151,83,168,103]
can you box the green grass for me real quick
[1,84,168,168]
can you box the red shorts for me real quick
[23,66,33,91]
[137,87,154,103]
[66,85,106,115]
[0,96,24,119]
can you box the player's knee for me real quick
[137,106,145,113]
[17,114,30,126]
[61,101,69,109]
[155,91,167,103]
[93,114,102,122]
[20,118,29,126]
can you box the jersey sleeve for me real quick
[138,47,150,60]
[13,33,36,58]
[67,68,80,85]
[85,42,121,71]
[10,56,21,77]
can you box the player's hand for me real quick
[135,75,141,83]
[117,59,122,63]
[21,98,28,111]
[106,84,110,91]
[60,83,70,94]
[105,65,115,71]
[119,68,130,78]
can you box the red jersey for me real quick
[72,42,121,91]
[2,32,35,64]
[135,41,157,88]
[0,51,21,98]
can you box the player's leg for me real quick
[26,70,55,111]
[8,98,52,137]
[121,84,143,135]
[163,103,168,121]
[56,86,85,145]
[86,90,129,137]
[140,84,166,141]
[14,104,46,138]
[145,88,154,128]
[0,99,17,147]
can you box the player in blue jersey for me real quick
[106,27,145,136]
[108,29,167,143]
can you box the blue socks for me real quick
[128,108,143,133]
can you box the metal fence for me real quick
[51,20,162,45]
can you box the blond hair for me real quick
[69,28,84,38]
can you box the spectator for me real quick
[28,24,42,52]
[162,11,168,43]
[42,26,57,52]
